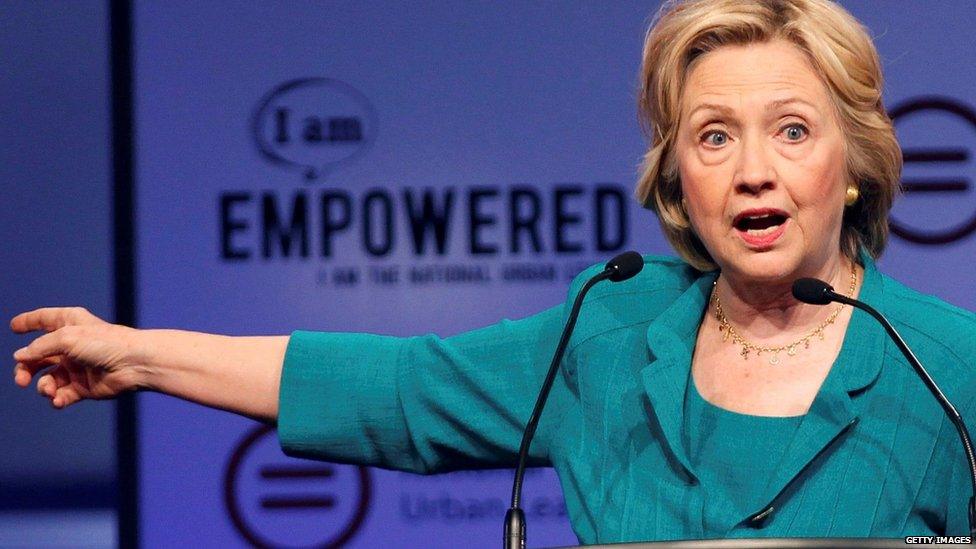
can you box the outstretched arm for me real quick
[11,307,287,424]
[12,299,577,473]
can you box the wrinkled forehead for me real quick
[679,40,838,123]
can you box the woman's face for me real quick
[675,39,849,284]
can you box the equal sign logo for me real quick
[889,98,976,245]
[259,464,339,510]
[224,425,371,548]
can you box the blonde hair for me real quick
[636,0,902,271]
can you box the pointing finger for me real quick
[10,307,100,334]
[11,308,67,333]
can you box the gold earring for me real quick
[845,185,860,206]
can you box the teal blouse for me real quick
[685,375,803,529]
[277,254,976,543]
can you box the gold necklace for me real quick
[711,262,857,365]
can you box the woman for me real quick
[11,0,976,542]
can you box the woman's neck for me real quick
[713,255,857,342]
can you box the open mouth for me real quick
[735,213,788,234]
[733,209,790,245]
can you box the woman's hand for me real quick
[11,307,148,408]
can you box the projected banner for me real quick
[132,2,976,547]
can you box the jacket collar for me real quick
[837,249,888,393]
[640,252,888,524]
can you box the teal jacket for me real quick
[277,254,976,543]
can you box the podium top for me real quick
[554,538,955,548]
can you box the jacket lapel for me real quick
[641,272,717,481]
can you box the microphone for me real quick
[605,250,644,282]
[504,251,644,549]
[793,277,976,537]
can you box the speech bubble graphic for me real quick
[252,77,377,181]
[224,425,371,548]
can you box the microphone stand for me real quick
[504,270,609,549]
[504,250,644,549]
[819,288,976,537]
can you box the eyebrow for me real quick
[686,98,819,120]
[766,98,818,112]
[686,103,735,120]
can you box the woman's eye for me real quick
[702,130,728,147]
[782,124,808,141]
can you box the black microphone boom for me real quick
[792,277,976,537]
[504,251,644,549]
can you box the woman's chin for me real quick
[718,248,803,286]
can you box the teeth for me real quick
[746,225,780,235]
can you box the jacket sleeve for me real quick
[275,301,576,474]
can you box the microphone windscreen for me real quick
[605,251,644,282]
[792,278,835,305]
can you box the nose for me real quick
[734,134,776,195]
